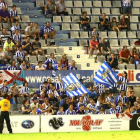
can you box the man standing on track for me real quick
[0,94,12,134]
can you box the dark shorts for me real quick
[119,58,129,63]
[122,6,131,14]
[110,87,118,94]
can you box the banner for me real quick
[130,114,140,130]
[41,114,129,132]
[3,115,40,134]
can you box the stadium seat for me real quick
[137,31,140,38]
[74,1,83,7]
[76,64,81,70]
[99,31,108,38]
[83,1,93,7]
[93,1,102,7]
[73,8,81,15]
[55,55,62,62]
[21,23,28,30]
[38,56,46,62]
[111,48,119,54]
[21,15,30,22]
[65,42,77,46]
[71,16,80,22]
[3,23,11,30]
[53,16,62,23]
[130,16,139,22]
[97,56,105,63]
[90,23,99,29]
[130,23,138,30]
[103,1,112,7]
[101,8,110,15]
[110,39,119,46]
[130,39,138,46]
[132,8,140,15]
[111,8,120,15]
[36,0,44,7]
[64,1,73,7]
[112,1,121,7]
[118,32,127,38]
[82,8,91,15]
[62,16,71,22]
[80,32,89,38]
[133,1,140,8]
[137,64,140,69]
[120,39,129,46]
[16,7,23,15]
[108,31,117,38]
[62,23,71,30]
[126,64,135,70]
[66,8,72,15]
[91,16,99,22]
[118,64,125,70]
[10,105,18,111]
[79,40,88,46]
[6,0,13,6]
[25,56,29,61]
[92,8,101,15]
[47,48,55,54]
[67,56,73,62]
[56,48,64,54]
[71,23,80,30]
[29,56,38,63]
[55,34,68,40]
[127,31,137,38]
[71,31,79,38]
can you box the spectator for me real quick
[98,107,106,114]
[87,98,98,114]
[56,76,64,96]
[111,17,120,32]
[30,97,39,109]
[95,83,105,95]
[32,37,45,56]
[68,60,77,70]
[0,0,7,10]
[25,22,35,38]
[77,97,84,110]
[109,53,118,68]
[45,0,57,16]
[15,46,25,63]
[13,29,21,48]
[60,54,68,69]
[7,59,17,70]
[11,21,20,34]
[9,5,19,23]
[56,0,68,16]
[39,91,46,104]
[36,104,49,115]
[1,28,10,43]
[89,36,99,58]
[80,11,92,31]
[54,61,65,70]
[126,86,133,98]
[108,103,118,114]
[106,92,114,106]
[118,15,130,31]
[130,47,140,63]
[57,106,64,115]
[0,80,8,93]
[91,27,99,41]
[30,107,37,115]
[128,91,136,107]
[122,0,131,19]
[65,103,76,115]
[116,101,123,113]
[19,60,29,70]
[34,22,40,38]
[30,93,39,103]
[21,99,31,114]
[100,13,111,31]
[42,98,50,109]
[134,97,140,113]
[20,81,30,97]
[76,104,85,114]
[59,97,70,111]
[99,38,111,61]
[35,61,46,71]
[119,46,131,64]
[0,46,5,64]
[46,62,54,70]
[26,61,33,70]
[45,53,56,65]
[22,36,32,55]
[39,80,50,94]
[0,6,10,23]
[41,22,56,43]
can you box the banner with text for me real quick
[41,114,129,132]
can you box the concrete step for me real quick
[64,50,86,55]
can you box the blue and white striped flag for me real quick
[93,62,119,87]
[62,73,89,97]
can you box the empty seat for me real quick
[71,23,80,30]
[16,7,23,14]
[71,31,79,38]
[73,8,81,15]
[3,23,11,30]
[127,31,137,38]
[108,31,117,38]
[76,64,81,70]
[130,39,138,46]
[21,15,30,22]
[21,23,28,29]
[120,39,129,46]
[55,55,61,62]
[118,32,127,38]
[56,48,64,54]
[111,48,119,54]
[101,8,110,15]
[118,64,125,70]
[55,34,68,40]
[132,8,139,15]
[38,56,46,62]
[92,8,101,15]
[67,56,73,62]
[90,23,99,29]
[67,8,72,15]
[79,40,88,46]
[82,8,91,15]
[91,16,99,22]
[110,39,119,46]
[80,32,89,38]
[47,48,55,54]
[40,40,45,46]
[25,56,28,61]
[126,64,135,70]
[71,16,80,22]
[6,0,13,6]
[74,1,83,7]
[99,31,108,38]
[137,64,140,69]
[65,42,77,46]
[133,1,140,7]
[112,1,121,7]
[130,16,139,22]
[36,0,44,7]
[64,1,73,7]
[111,8,120,15]
[83,1,92,7]
[62,16,71,22]
[62,23,70,30]
[53,16,62,22]
[97,56,105,63]
[137,31,140,38]
[93,1,102,7]
[130,23,138,30]
[103,1,112,7]
[29,56,38,63]
[10,105,18,111]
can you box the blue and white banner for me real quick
[93,62,119,87]
[62,73,89,97]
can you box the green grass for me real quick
[0,131,140,140]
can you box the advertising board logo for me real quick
[49,117,64,129]
[21,120,34,129]
[137,117,140,128]
[70,115,103,131]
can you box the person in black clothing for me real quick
[80,11,92,31]
[100,13,111,31]
[109,53,118,68]
[128,91,136,107]
[59,97,70,112]
[76,104,85,115]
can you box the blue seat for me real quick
[55,34,69,40]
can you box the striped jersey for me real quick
[57,111,65,115]
[19,64,29,70]
[106,96,114,104]
[0,2,7,10]
[7,65,17,70]
[0,34,10,42]
[116,105,123,113]
[122,0,131,7]
[95,83,105,94]
[65,109,76,115]
[48,89,59,98]
[16,50,25,60]
[0,85,8,93]
[87,103,97,114]
[20,86,30,94]
[116,95,127,104]
[9,9,17,17]
[119,76,128,90]
[39,84,50,93]
[68,65,77,70]
[11,25,20,32]
[41,26,54,34]
[55,81,64,95]
[108,108,118,114]
[13,33,22,43]
[45,58,57,65]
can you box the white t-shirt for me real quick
[35,64,46,70]
[25,26,35,34]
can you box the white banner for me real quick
[3,115,40,133]
[41,114,129,132]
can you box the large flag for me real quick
[93,61,119,87]
[116,113,133,121]
[62,73,89,97]
[0,70,26,87]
